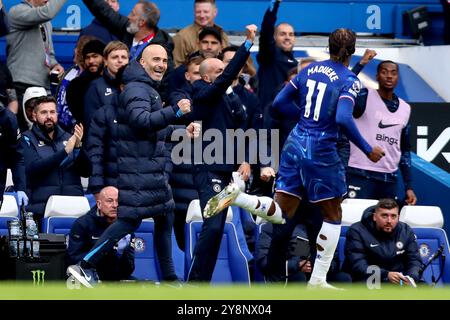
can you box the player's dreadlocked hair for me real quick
[328,28,356,63]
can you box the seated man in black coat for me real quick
[343,198,422,286]
[21,96,85,226]
[67,186,134,281]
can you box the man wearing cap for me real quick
[172,0,229,68]
[169,26,223,93]
[66,39,105,126]
[7,0,66,132]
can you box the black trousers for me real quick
[347,171,399,201]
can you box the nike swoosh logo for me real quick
[85,274,91,281]
[370,243,379,248]
[378,120,399,129]
[91,236,99,240]
[105,92,112,96]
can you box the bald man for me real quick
[67,186,135,281]
[186,25,257,282]
[67,43,199,287]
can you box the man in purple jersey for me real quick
[204,29,385,289]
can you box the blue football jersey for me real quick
[290,59,361,146]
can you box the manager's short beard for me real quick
[37,121,55,134]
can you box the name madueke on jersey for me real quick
[307,65,339,82]
[376,133,398,146]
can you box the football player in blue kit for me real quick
[204,28,385,289]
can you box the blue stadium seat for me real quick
[399,205,449,285]
[0,194,20,237]
[185,221,251,285]
[230,206,254,263]
[413,228,450,285]
[42,195,90,238]
[132,219,159,281]
[183,200,250,284]
[132,219,186,281]
[2,192,19,207]
[184,200,250,284]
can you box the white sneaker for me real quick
[307,280,344,290]
[203,183,240,218]
[66,264,99,289]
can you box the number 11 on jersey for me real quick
[304,79,327,121]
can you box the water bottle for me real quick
[25,212,38,257]
[8,220,21,258]
[25,212,34,235]
[32,234,40,258]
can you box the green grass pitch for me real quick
[0,282,449,300]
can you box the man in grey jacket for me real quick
[6,0,65,132]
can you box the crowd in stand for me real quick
[0,0,424,287]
